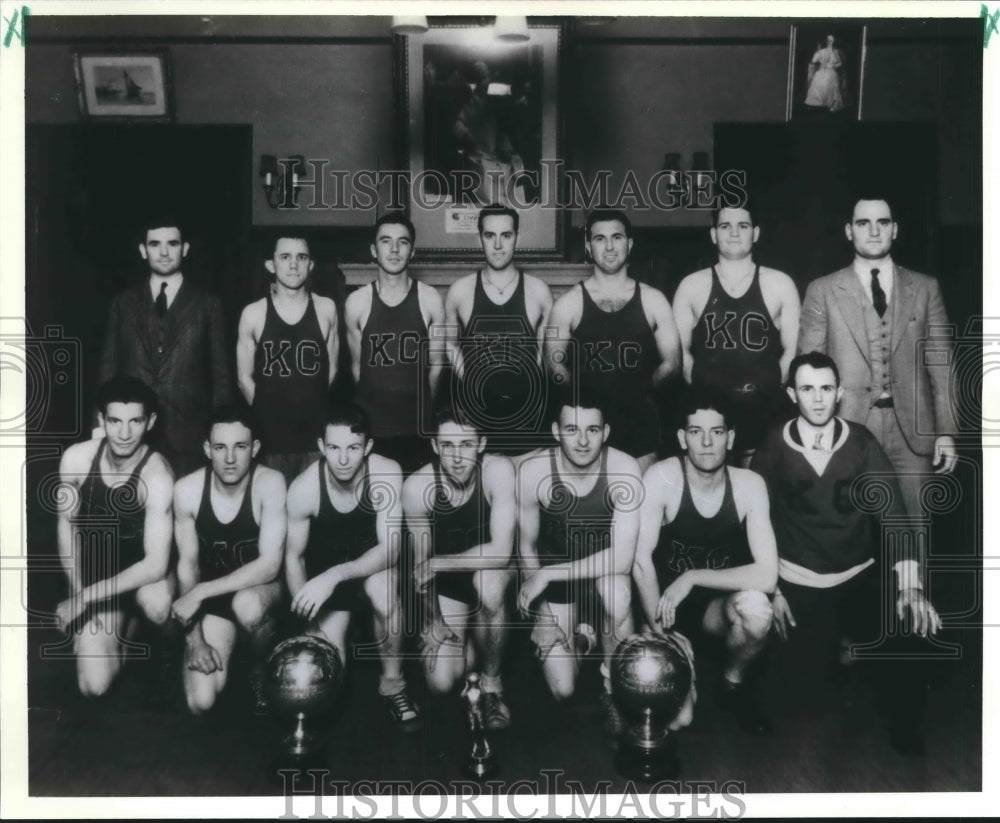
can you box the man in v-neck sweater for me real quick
[236,234,339,483]
[751,352,942,755]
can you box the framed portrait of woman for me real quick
[786,24,867,121]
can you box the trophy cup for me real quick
[611,632,694,781]
[461,673,498,779]
[266,635,345,765]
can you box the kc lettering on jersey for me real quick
[260,339,324,377]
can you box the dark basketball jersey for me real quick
[304,459,379,580]
[570,282,661,456]
[253,294,330,453]
[690,266,782,396]
[355,282,430,439]
[653,460,753,588]
[75,440,155,588]
[195,465,260,582]
[458,270,544,447]
[430,463,491,559]
[537,447,614,566]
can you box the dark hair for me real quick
[787,351,841,388]
[268,233,311,258]
[96,376,159,417]
[373,212,416,244]
[550,382,608,426]
[139,215,184,243]
[478,203,519,235]
[677,386,733,431]
[322,402,371,440]
[847,192,897,222]
[433,403,479,435]
[207,403,258,441]
[586,209,632,240]
[712,200,756,228]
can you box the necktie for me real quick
[155,282,168,318]
[870,268,887,317]
[812,432,824,450]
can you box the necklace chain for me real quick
[484,270,516,295]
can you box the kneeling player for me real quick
[285,403,421,731]
[633,388,778,735]
[402,407,516,730]
[171,405,286,714]
[55,377,175,697]
[516,387,641,741]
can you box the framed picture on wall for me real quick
[74,51,173,120]
[786,24,867,121]
[394,21,565,258]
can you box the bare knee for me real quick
[728,590,772,641]
[475,570,510,616]
[135,581,173,626]
[232,588,272,632]
[424,656,463,695]
[544,665,576,701]
[77,663,116,698]
[363,570,395,617]
[597,574,632,620]
[185,682,219,715]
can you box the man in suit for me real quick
[99,217,234,477]
[798,196,957,516]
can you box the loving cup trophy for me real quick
[611,632,694,781]
[266,635,345,763]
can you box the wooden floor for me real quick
[25,617,981,797]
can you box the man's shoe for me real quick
[383,688,422,732]
[717,680,773,736]
[600,691,627,749]
[482,691,512,731]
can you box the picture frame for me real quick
[786,24,867,121]
[394,21,565,259]
[74,50,174,121]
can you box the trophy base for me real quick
[615,733,680,782]
[463,756,498,781]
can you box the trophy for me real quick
[611,632,694,781]
[461,673,498,779]
[266,635,345,764]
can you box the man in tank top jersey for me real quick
[171,404,286,715]
[284,402,422,731]
[546,209,681,473]
[443,204,553,456]
[346,213,446,475]
[54,377,175,698]
[402,406,517,730]
[633,387,778,736]
[236,234,338,483]
[516,386,643,744]
[751,352,942,755]
[673,204,800,464]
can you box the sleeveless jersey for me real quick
[430,463,491,559]
[355,282,430,438]
[537,448,614,566]
[253,294,330,453]
[195,465,260,582]
[458,270,544,442]
[304,459,379,580]
[653,460,753,587]
[75,440,155,588]
[690,266,782,396]
[570,282,661,456]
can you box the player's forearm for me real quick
[652,349,681,388]
[681,347,694,384]
[540,547,623,582]
[81,557,165,605]
[237,373,255,405]
[431,541,512,573]
[632,558,661,628]
[687,561,776,595]
[335,542,392,583]
[58,517,81,593]
[194,556,279,601]
[286,556,308,596]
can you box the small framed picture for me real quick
[74,51,173,120]
[786,24,867,121]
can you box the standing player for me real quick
[672,205,800,464]
[402,407,517,730]
[55,377,175,697]
[346,213,446,475]
[443,203,553,455]
[632,388,778,735]
[546,209,681,472]
[284,403,421,731]
[751,352,941,754]
[516,387,642,741]
[171,405,287,715]
[236,234,338,483]
[99,217,232,477]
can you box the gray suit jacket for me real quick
[798,264,957,456]
[98,279,234,457]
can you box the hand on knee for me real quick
[728,590,773,641]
